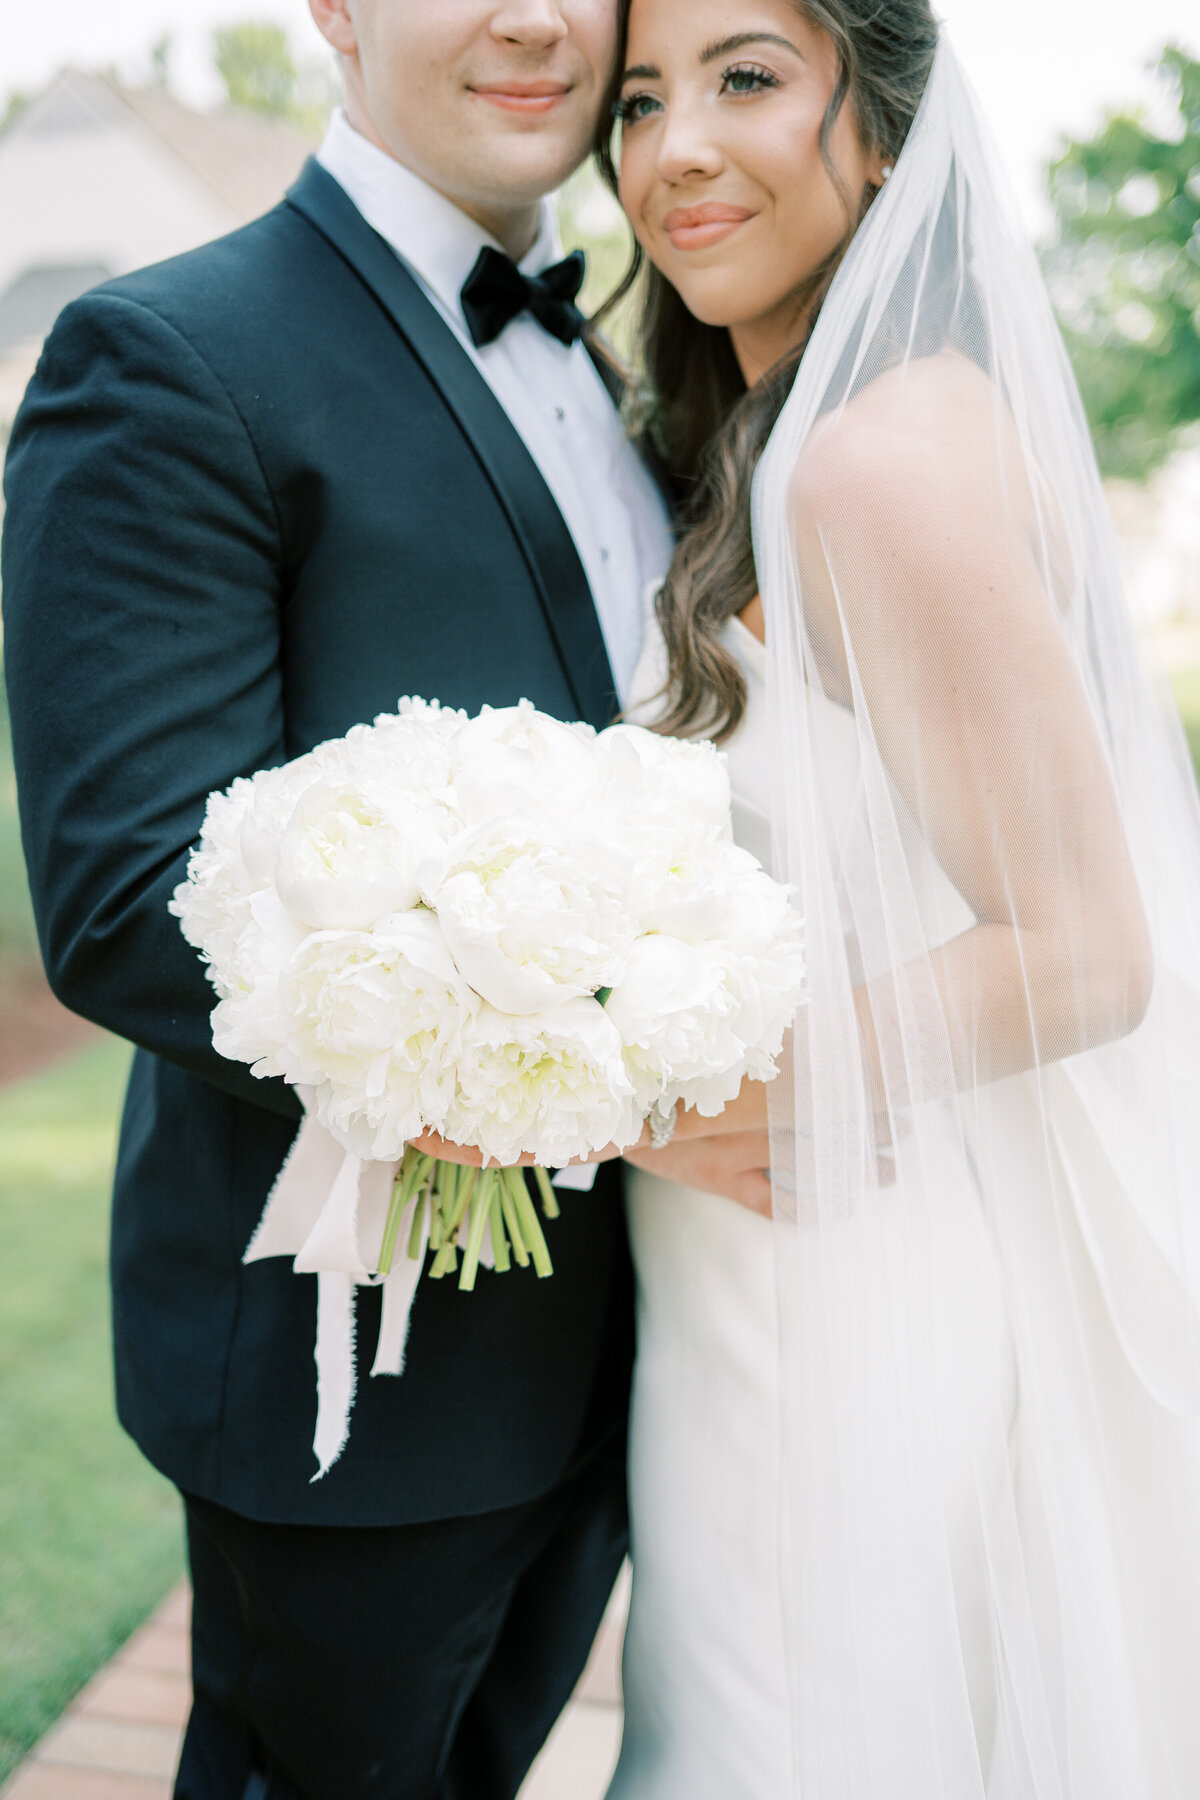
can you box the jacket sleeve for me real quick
[2,290,302,1120]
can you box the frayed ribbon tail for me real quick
[312,1270,357,1481]
[371,1254,423,1379]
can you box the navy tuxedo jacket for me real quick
[2,160,642,1526]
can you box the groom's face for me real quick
[315,1,618,215]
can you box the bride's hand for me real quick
[408,1120,776,1216]
[406,1131,626,1170]
[406,1081,773,1169]
[668,1076,772,1142]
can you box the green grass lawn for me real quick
[0,678,38,965]
[0,1039,184,1784]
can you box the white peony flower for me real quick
[321,698,466,807]
[209,887,309,1071]
[237,754,325,888]
[604,933,747,1115]
[444,996,639,1168]
[170,784,258,989]
[605,846,807,1118]
[272,909,475,1161]
[426,818,635,1015]
[595,723,732,841]
[274,779,454,931]
[592,727,739,941]
[449,699,599,826]
[706,860,807,1091]
[171,756,319,995]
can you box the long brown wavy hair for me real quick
[594,0,938,741]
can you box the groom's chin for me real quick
[452,91,601,200]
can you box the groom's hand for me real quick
[624,1130,773,1215]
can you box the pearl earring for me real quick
[881,164,894,181]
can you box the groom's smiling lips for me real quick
[662,203,757,252]
[470,80,574,114]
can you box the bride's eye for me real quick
[720,63,780,98]
[616,89,662,126]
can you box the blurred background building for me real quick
[0,64,317,476]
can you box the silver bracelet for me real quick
[648,1098,678,1152]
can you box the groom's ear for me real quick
[308,0,358,57]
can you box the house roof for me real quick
[0,262,112,357]
[0,71,322,361]
[104,77,319,220]
[5,69,319,226]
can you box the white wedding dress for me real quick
[609,606,1020,1798]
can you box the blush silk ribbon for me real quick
[243,1094,598,1480]
[243,1091,492,1480]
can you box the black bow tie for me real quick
[460,246,587,349]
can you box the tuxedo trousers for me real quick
[174,1429,627,1800]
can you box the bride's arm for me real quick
[650,374,1153,1169]
[790,372,1153,1108]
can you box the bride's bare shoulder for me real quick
[789,352,1016,541]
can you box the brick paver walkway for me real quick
[1,1571,627,1799]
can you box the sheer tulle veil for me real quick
[752,33,1200,1796]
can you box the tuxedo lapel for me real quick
[286,159,618,729]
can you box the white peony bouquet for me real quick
[172,698,805,1474]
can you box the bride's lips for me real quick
[662,203,756,252]
[470,81,572,114]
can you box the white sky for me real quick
[2,0,1197,233]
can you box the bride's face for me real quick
[616,0,884,376]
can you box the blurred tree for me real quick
[1045,45,1200,480]
[213,21,338,136]
[1,90,29,133]
[557,165,634,321]
[149,34,173,95]
[215,22,297,118]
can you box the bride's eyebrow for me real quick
[620,30,804,86]
[699,32,805,63]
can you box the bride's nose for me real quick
[654,97,724,185]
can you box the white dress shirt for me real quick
[317,111,673,704]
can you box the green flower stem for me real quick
[444,1165,477,1242]
[435,1161,458,1234]
[489,1191,511,1273]
[407,1173,431,1263]
[459,1168,498,1292]
[388,1156,560,1285]
[533,1165,560,1220]
[426,1160,477,1279]
[499,1179,530,1267]
[429,1237,459,1280]
[504,1167,554,1279]
[377,1147,430,1277]
[429,1164,449,1252]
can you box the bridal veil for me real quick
[754,36,1200,1796]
